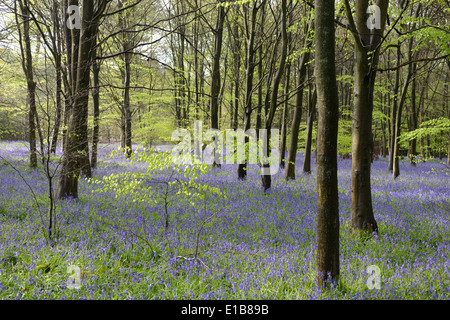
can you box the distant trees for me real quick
[1,0,448,202]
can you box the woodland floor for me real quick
[0,141,449,299]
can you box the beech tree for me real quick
[261,0,288,191]
[315,0,340,287]
[284,20,312,180]
[344,0,389,233]
[56,0,109,199]
[237,0,264,180]
[15,0,38,167]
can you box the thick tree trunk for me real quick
[315,0,340,287]
[57,0,98,199]
[351,47,378,233]
[345,0,389,234]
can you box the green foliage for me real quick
[91,148,223,208]
[337,115,352,155]
[399,117,450,144]
[135,111,175,147]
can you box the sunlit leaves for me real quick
[89,148,224,209]
[399,117,450,144]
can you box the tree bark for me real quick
[388,44,401,171]
[50,0,63,154]
[303,87,317,174]
[57,0,101,199]
[409,62,417,165]
[261,0,288,191]
[209,1,226,167]
[344,0,389,234]
[118,0,133,158]
[393,4,420,179]
[285,22,312,180]
[237,1,260,180]
[91,41,100,170]
[279,65,290,170]
[315,0,340,287]
[17,0,37,168]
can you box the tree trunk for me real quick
[118,0,133,158]
[409,62,418,165]
[345,0,389,234]
[285,22,312,180]
[50,0,62,154]
[57,0,100,199]
[210,1,226,167]
[262,0,288,191]
[62,0,72,152]
[17,0,37,168]
[393,5,420,179]
[279,67,289,170]
[315,0,340,287]
[237,2,259,180]
[303,88,317,174]
[91,42,100,170]
[388,44,400,171]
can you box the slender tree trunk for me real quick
[231,17,240,130]
[210,2,225,131]
[393,5,420,179]
[409,62,418,165]
[119,0,133,158]
[315,0,340,287]
[50,0,62,154]
[303,88,317,174]
[210,1,226,167]
[285,22,312,180]
[255,2,266,139]
[262,0,288,191]
[446,74,450,166]
[279,4,294,170]
[389,44,401,171]
[62,0,72,152]
[193,15,200,121]
[91,42,100,169]
[380,93,388,158]
[238,2,259,180]
[279,66,290,170]
[17,0,37,167]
